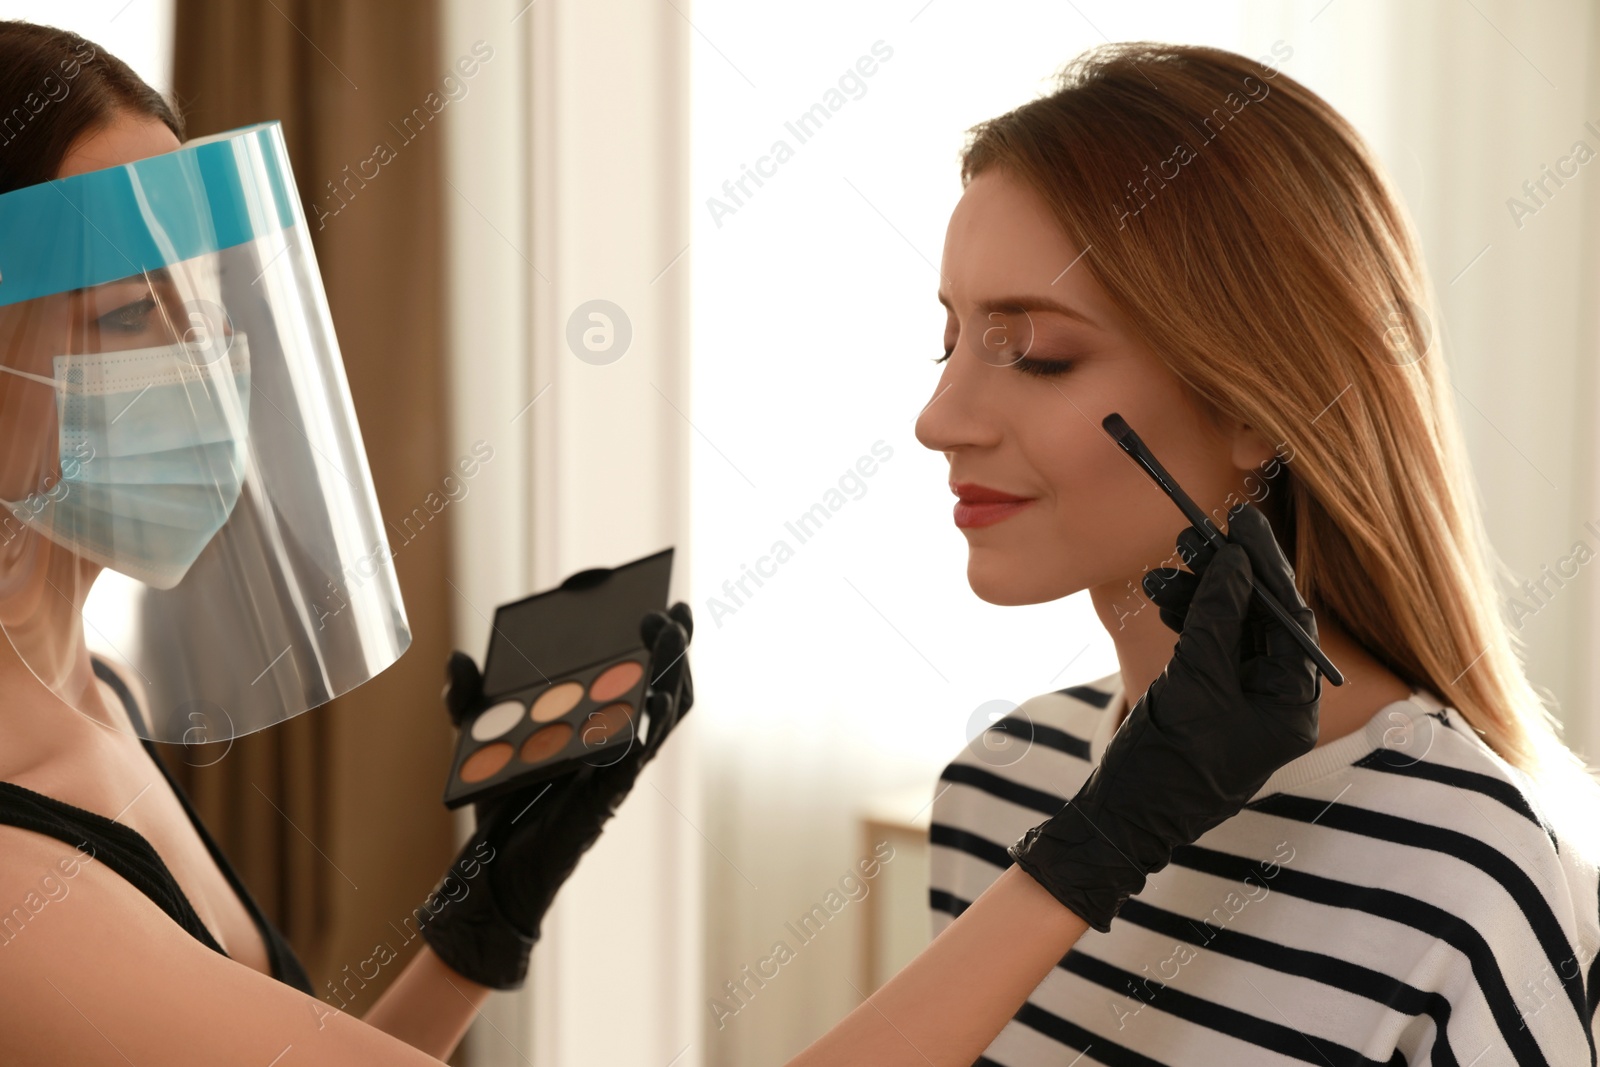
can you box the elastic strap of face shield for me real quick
[0,363,53,388]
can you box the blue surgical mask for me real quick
[0,336,251,590]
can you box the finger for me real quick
[1239,624,1321,706]
[1175,526,1217,575]
[444,650,483,727]
[1142,568,1201,635]
[639,686,682,759]
[1223,503,1307,618]
[669,601,694,643]
[647,617,689,696]
[1143,522,1218,635]
[1239,591,1322,705]
[642,603,695,647]
[640,609,669,650]
[1172,542,1254,677]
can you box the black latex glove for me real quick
[1008,502,1320,932]
[418,602,695,989]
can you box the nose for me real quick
[914,340,1003,456]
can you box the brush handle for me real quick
[1244,571,1345,685]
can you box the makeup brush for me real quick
[1102,412,1344,687]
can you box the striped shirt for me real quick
[929,673,1600,1065]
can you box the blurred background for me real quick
[10,0,1599,1064]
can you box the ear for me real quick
[1230,422,1277,473]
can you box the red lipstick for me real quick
[950,482,1036,529]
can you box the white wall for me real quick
[0,0,174,94]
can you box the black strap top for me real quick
[0,658,314,995]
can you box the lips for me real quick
[950,482,1036,529]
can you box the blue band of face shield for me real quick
[0,121,299,308]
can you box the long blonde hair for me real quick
[961,41,1600,852]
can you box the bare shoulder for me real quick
[0,824,436,1067]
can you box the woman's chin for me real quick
[965,550,1077,606]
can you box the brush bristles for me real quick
[1101,412,1133,444]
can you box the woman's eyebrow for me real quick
[935,291,1102,331]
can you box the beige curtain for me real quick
[160,0,456,1010]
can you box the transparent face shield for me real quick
[0,122,410,746]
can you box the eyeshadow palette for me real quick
[443,547,675,808]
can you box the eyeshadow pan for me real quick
[589,660,644,702]
[530,681,584,723]
[520,722,573,764]
[471,700,526,741]
[582,702,634,747]
[460,742,513,783]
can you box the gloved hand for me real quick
[418,603,695,989]
[1008,502,1320,932]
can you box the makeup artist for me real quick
[0,21,697,1064]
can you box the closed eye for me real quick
[1011,356,1075,378]
[932,348,1075,377]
